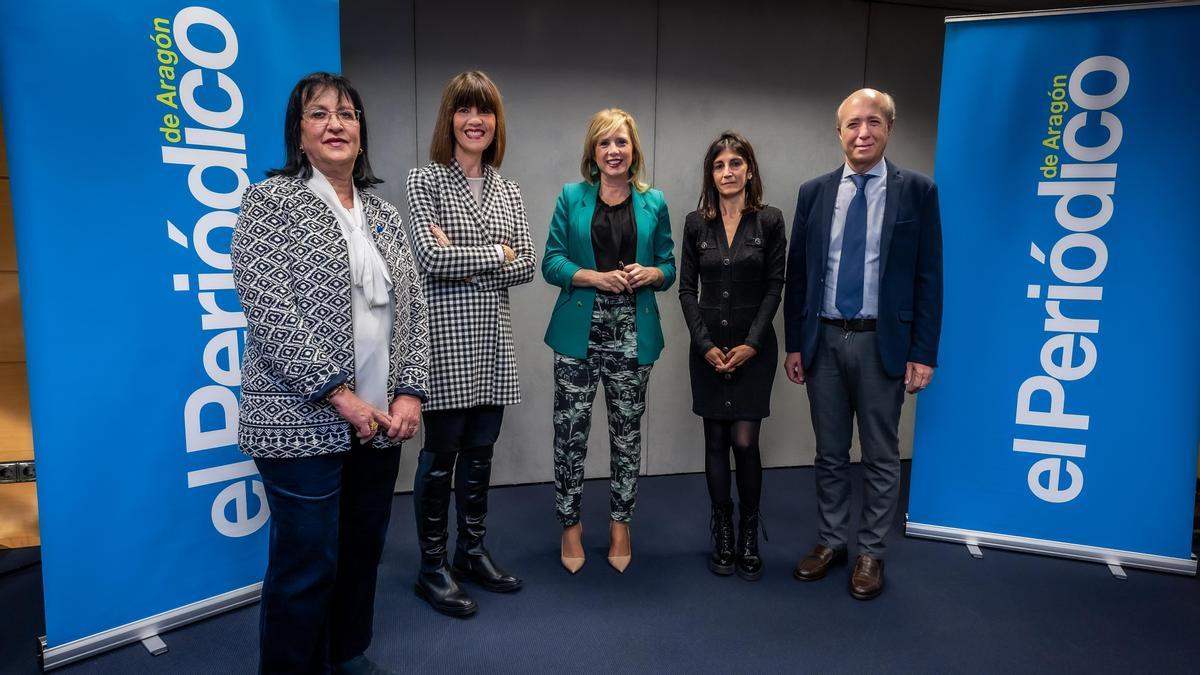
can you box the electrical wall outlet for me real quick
[0,461,36,483]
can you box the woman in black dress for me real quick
[679,131,786,580]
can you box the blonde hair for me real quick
[579,108,650,192]
[430,71,506,167]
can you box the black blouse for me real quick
[591,194,637,275]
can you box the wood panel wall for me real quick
[0,108,39,549]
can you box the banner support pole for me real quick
[36,583,260,670]
[906,521,1198,576]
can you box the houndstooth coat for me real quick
[231,175,430,458]
[406,160,536,411]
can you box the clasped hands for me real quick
[578,264,664,293]
[329,388,423,441]
[430,224,515,262]
[705,345,757,373]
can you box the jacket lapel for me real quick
[577,183,598,264]
[479,165,500,227]
[446,159,494,242]
[293,178,351,290]
[630,187,654,266]
[879,160,901,279]
[818,166,842,266]
[298,177,346,241]
[361,194,388,255]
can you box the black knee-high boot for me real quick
[451,446,522,592]
[413,449,477,616]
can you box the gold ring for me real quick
[368,421,379,433]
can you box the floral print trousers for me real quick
[553,294,651,526]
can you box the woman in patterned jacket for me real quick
[405,71,536,617]
[231,72,428,674]
[542,109,676,574]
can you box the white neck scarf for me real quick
[306,168,393,307]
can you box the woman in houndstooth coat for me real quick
[404,71,536,617]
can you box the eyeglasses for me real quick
[302,108,362,125]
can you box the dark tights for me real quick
[703,419,763,509]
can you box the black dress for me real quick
[678,207,787,419]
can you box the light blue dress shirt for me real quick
[821,158,888,319]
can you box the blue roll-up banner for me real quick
[908,2,1199,574]
[0,1,339,666]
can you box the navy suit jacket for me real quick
[783,161,943,378]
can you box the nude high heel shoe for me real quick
[608,520,631,573]
[560,522,585,574]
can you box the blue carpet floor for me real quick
[2,464,1199,674]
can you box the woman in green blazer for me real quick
[542,108,676,574]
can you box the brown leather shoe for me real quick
[792,545,848,581]
[849,555,885,600]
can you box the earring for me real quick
[357,148,363,155]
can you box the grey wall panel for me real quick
[411,0,659,489]
[340,0,956,488]
[649,0,870,475]
[341,0,420,489]
[864,2,956,459]
[864,2,954,177]
[341,0,418,211]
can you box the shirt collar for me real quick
[306,165,361,216]
[841,157,887,180]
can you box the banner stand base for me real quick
[905,519,1197,576]
[140,635,168,656]
[38,583,260,671]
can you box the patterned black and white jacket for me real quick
[405,160,536,411]
[231,175,429,458]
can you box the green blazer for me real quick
[541,181,677,364]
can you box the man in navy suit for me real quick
[783,88,943,600]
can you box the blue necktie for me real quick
[836,173,874,319]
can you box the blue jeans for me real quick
[254,438,402,674]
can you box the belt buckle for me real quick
[840,318,854,340]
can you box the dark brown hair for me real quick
[429,71,506,167]
[267,72,382,188]
[697,130,763,220]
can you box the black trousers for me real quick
[254,437,402,674]
[414,405,505,561]
[422,405,504,453]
